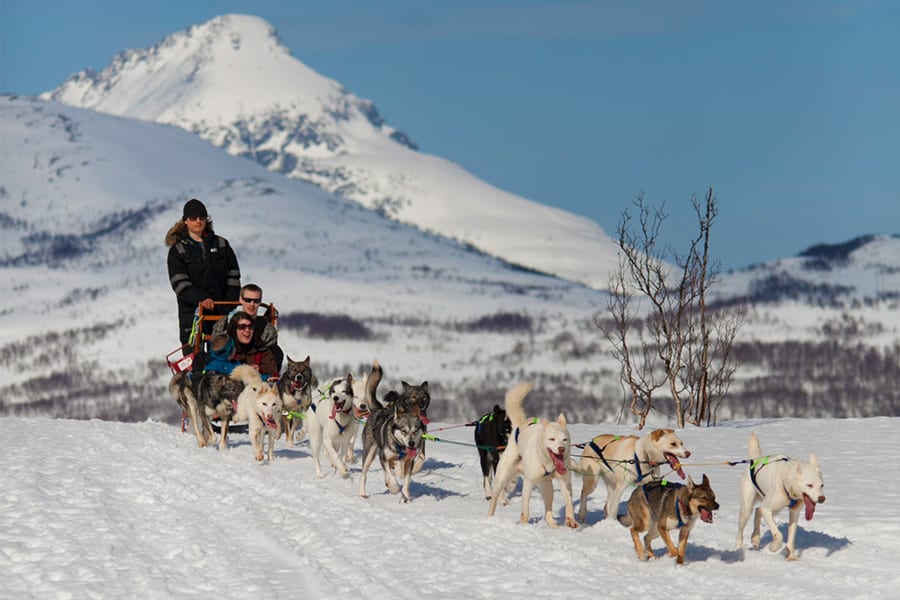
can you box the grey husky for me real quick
[276,355,318,447]
[358,394,426,502]
[169,370,244,448]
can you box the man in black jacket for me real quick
[165,199,241,347]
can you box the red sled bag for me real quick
[166,345,194,374]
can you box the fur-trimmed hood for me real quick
[165,221,188,247]
[165,219,215,247]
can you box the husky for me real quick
[381,380,431,473]
[343,360,381,464]
[736,432,826,561]
[276,355,318,448]
[358,393,426,503]
[220,365,283,461]
[169,370,243,448]
[474,404,513,501]
[577,428,691,522]
[305,373,357,478]
[486,383,577,529]
[618,475,719,565]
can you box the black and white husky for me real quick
[358,394,426,503]
[305,373,357,478]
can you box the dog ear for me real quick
[808,454,819,469]
[421,381,428,391]
[701,473,710,487]
[556,413,567,426]
[401,381,411,392]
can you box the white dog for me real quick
[342,360,380,465]
[736,432,826,560]
[486,382,577,528]
[577,428,691,522]
[305,374,357,478]
[223,365,283,462]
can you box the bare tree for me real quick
[596,188,744,428]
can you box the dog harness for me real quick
[749,456,796,507]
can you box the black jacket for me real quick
[167,233,241,344]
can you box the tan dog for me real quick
[222,365,283,461]
[577,429,691,522]
[486,383,577,528]
[618,475,718,565]
[736,432,825,560]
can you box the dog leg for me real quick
[675,523,695,565]
[559,476,577,528]
[218,414,231,451]
[358,446,378,498]
[735,481,757,549]
[785,503,801,560]
[400,459,413,503]
[520,478,536,525]
[605,481,627,520]
[308,418,325,478]
[487,451,519,516]
[577,463,599,523]
[630,527,648,560]
[252,427,265,461]
[759,506,783,552]
[659,523,679,558]
[322,437,348,477]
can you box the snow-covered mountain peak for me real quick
[42,14,621,290]
[42,14,368,130]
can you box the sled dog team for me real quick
[170,363,825,562]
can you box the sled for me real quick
[164,300,279,374]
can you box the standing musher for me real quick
[165,198,241,350]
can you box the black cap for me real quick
[182,198,208,220]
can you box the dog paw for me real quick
[768,539,783,553]
[255,453,264,461]
[565,517,578,529]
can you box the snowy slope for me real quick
[0,95,613,423]
[1,415,896,599]
[41,13,621,289]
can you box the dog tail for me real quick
[230,364,264,386]
[367,359,383,408]
[169,372,192,411]
[504,382,533,429]
[617,513,632,527]
[748,432,762,460]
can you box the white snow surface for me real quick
[1,415,896,599]
[41,13,622,289]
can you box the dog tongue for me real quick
[700,508,713,523]
[264,416,278,429]
[666,454,686,479]
[550,451,567,475]
[405,448,417,457]
[804,495,816,521]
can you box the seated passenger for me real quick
[210,283,283,370]
[203,311,279,380]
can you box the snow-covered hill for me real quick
[41,13,621,289]
[2,415,896,599]
[0,95,615,423]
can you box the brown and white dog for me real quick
[618,474,719,565]
[222,365,283,461]
[276,355,317,448]
[577,429,691,522]
[736,432,825,560]
[486,383,577,528]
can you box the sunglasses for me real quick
[236,323,255,331]
[241,296,262,304]
[185,215,207,221]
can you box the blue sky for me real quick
[2,0,898,270]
